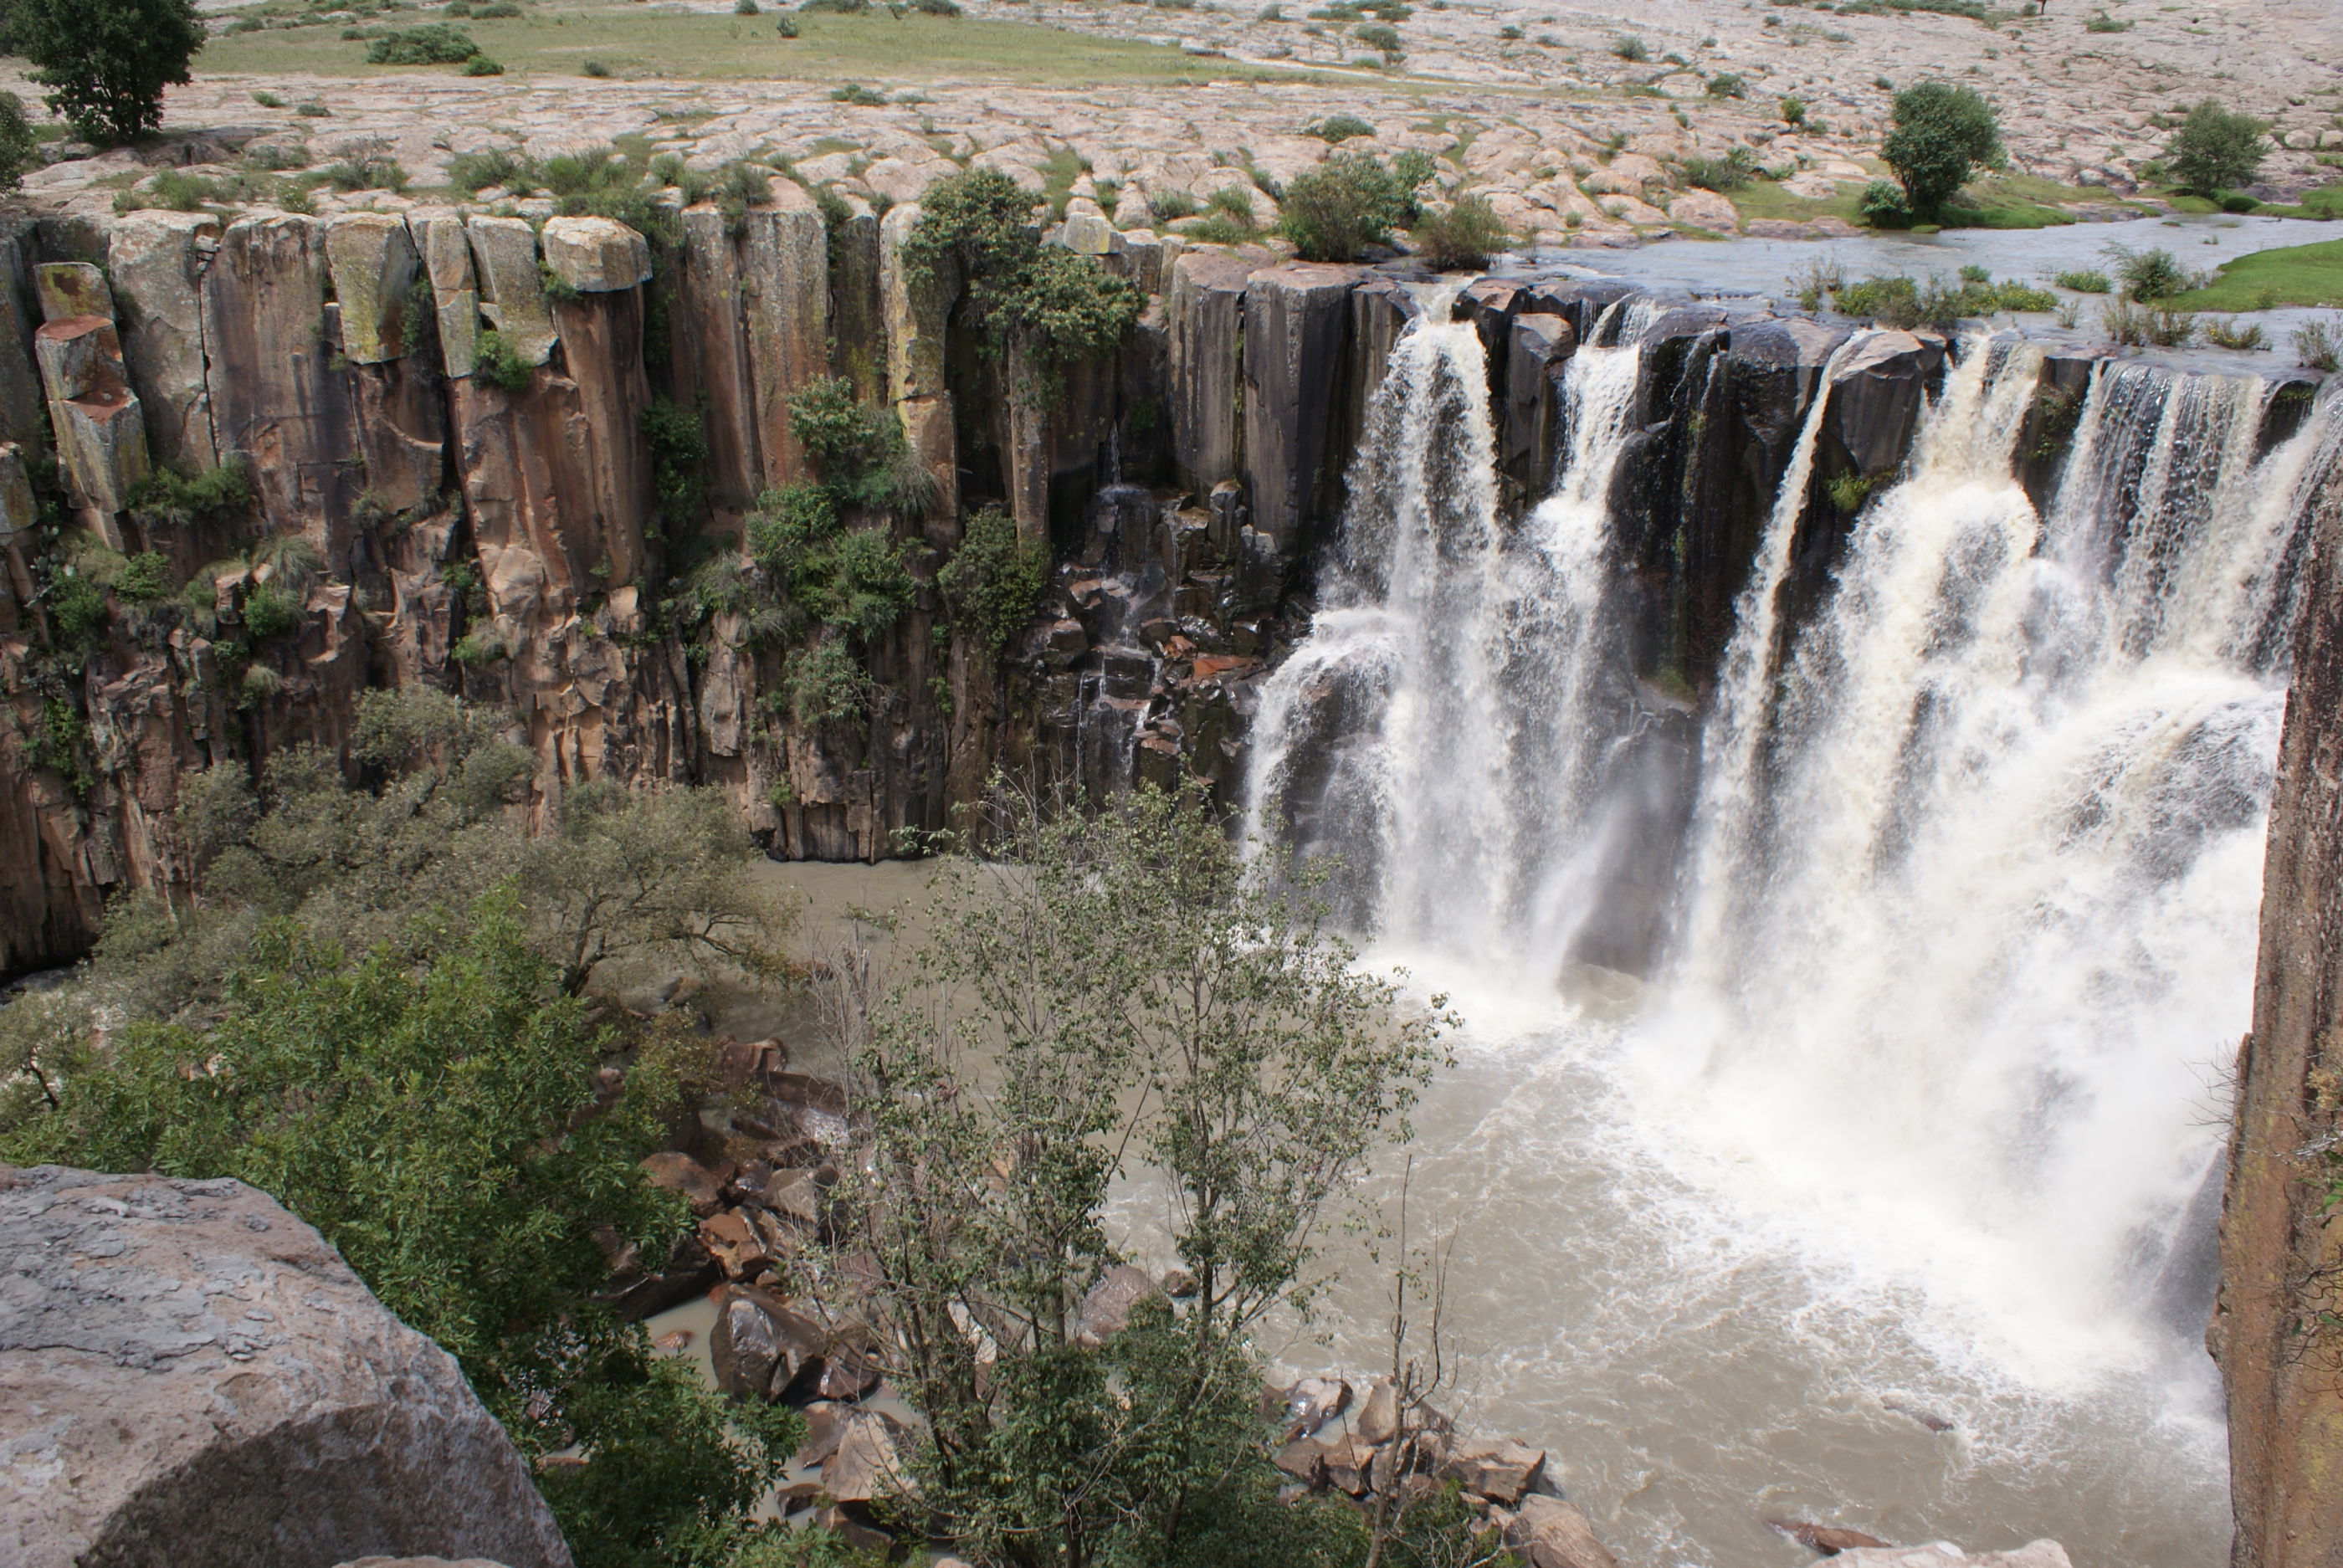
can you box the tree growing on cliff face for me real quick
[3,0,204,145]
[1879,80,2003,219]
[812,782,1455,1568]
[2165,98,2269,196]
[900,167,1145,399]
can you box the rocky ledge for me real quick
[0,1163,570,1568]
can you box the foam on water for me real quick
[1247,305,2343,1564]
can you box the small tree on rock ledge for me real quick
[1879,80,2003,221]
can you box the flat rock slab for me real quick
[0,1164,572,1568]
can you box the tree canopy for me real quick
[4,0,204,145]
[2165,97,2269,196]
[1879,80,2003,218]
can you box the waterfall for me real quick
[1244,297,1653,962]
[1642,348,2339,1366]
[1251,305,2341,1560]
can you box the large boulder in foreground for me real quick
[0,1164,572,1568]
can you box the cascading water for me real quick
[1248,303,2343,1565]
[1246,296,1659,960]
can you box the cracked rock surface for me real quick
[0,1163,572,1568]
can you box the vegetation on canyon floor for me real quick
[0,704,1488,1567]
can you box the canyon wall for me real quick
[0,187,2311,993]
[2216,449,2343,1568]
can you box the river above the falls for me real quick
[1524,212,2340,372]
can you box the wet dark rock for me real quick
[1769,1518,1895,1555]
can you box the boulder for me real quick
[1279,1375,1351,1437]
[1440,1436,1546,1504]
[1667,188,1741,233]
[326,213,422,364]
[707,1285,830,1403]
[1060,212,1117,256]
[820,1408,911,1504]
[0,1164,572,1568]
[1075,1263,1166,1346]
[1769,1519,1894,1555]
[465,216,556,366]
[541,217,653,295]
[638,1150,722,1215]
[1833,1546,2071,1568]
[1353,1377,1400,1445]
[1507,1495,1621,1568]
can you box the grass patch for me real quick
[1728,178,1867,226]
[196,4,1354,88]
[2167,239,2343,310]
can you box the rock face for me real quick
[2214,460,2343,1568]
[1830,1546,2071,1568]
[0,1163,572,1568]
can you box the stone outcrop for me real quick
[1831,1546,2072,1568]
[0,1163,571,1568]
[2213,453,2343,1568]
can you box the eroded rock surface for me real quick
[0,1164,572,1568]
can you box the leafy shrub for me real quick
[2203,317,2269,351]
[1683,146,1756,192]
[1880,79,2003,218]
[2147,309,2197,347]
[1958,262,1990,284]
[911,0,964,14]
[449,146,526,193]
[1354,21,1401,54]
[1859,178,1911,228]
[2084,10,2130,29]
[130,463,252,530]
[799,0,869,11]
[1611,33,1647,60]
[0,93,36,195]
[475,0,524,13]
[830,82,888,105]
[1991,279,2058,312]
[772,13,798,34]
[939,505,1048,658]
[1150,188,1200,220]
[1781,95,1806,126]
[2055,267,2110,293]
[900,168,1146,389]
[1411,192,1510,269]
[47,574,108,652]
[8,0,204,144]
[642,399,710,523]
[1312,112,1376,141]
[2166,98,2269,197]
[1276,149,1433,261]
[1706,72,1745,98]
[580,59,611,78]
[296,100,331,116]
[736,0,761,11]
[114,551,171,602]
[1826,472,1873,512]
[778,638,874,725]
[462,54,506,74]
[320,151,408,192]
[241,581,301,641]
[474,329,534,392]
[2108,243,2190,301]
[364,23,482,64]
[2294,315,2342,372]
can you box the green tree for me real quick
[5,0,204,145]
[0,892,805,1568]
[1879,80,2003,218]
[0,91,38,192]
[813,783,1455,1568]
[1279,151,1434,262]
[2165,97,2269,196]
